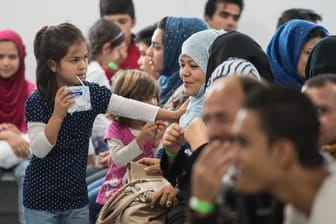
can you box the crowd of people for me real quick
[1,0,335,224]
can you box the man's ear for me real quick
[271,139,296,170]
[204,15,211,23]
[48,60,57,73]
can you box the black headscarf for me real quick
[305,35,336,79]
[205,31,274,87]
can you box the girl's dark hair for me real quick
[88,18,124,60]
[34,22,87,106]
[111,70,159,126]
[135,23,157,46]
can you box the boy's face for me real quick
[205,2,241,31]
[103,14,135,46]
[230,109,281,194]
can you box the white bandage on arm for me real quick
[28,122,53,158]
[108,94,159,123]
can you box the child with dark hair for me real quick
[89,70,165,223]
[24,22,184,224]
[87,18,126,88]
[99,0,140,73]
[86,18,126,170]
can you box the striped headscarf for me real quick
[206,57,261,96]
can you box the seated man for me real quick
[277,8,322,28]
[189,76,283,224]
[303,74,336,159]
[230,86,335,223]
[140,76,284,224]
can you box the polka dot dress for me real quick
[23,82,111,211]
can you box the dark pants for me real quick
[166,201,187,224]
[88,178,104,224]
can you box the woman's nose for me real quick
[181,66,191,76]
[146,45,153,57]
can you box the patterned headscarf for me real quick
[159,17,208,105]
[207,57,261,87]
[267,19,328,88]
[206,57,262,98]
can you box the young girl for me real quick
[24,22,183,224]
[0,29,35,224]
[87,18,126,88]
[89,70,165,222]
[86,18,127,170]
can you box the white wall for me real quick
[1,0,335,82]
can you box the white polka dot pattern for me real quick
[23,82,111,211]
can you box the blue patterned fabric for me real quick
[267,19,328,88]
[159,17,208,105]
